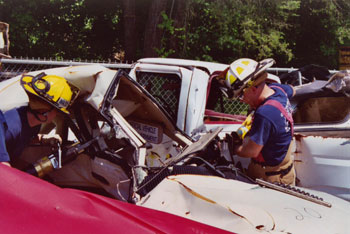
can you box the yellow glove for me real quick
[236,112,254,140]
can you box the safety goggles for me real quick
[242,80,254,93]
[234,80,254,99]
[237,72,268,99]
[29,106,54,122]
[37,106,55,118]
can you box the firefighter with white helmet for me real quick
[224,58,276,96]
[0,72,79,168]
[226,58,296,185]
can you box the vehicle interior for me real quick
[13,71,195,200]
[292,80,350,125]
[204,72,247,123]
[293,96,350,124]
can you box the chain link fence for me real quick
[216,96,249,115]
[0,58,131,81]
[136,71,181,121]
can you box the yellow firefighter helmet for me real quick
[21,72,79,114]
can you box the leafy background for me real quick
[1,0,350,69]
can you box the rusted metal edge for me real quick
[256,179,332,208]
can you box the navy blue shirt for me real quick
[0,110,8,162]
[0,106,41,162]
[249,83,294,166]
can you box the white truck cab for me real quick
[129,58,245,140]
[129,58,350,201]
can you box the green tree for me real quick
[1,0,350,69]
[292,0,350,68]
[158,0,298,64]
[1,0,123,60]
[157,0,350,68]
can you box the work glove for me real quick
[226,133,241,156]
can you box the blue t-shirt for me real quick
[0,106,41,162]
[249,83,294,166]
[0,110,8,162]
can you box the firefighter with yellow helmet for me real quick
[0,72,79,168]
[224,58,296,185]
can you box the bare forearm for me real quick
[234,137,263,159]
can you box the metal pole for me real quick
[0,58,132,69]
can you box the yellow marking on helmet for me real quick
[229,74,237,85]
[236,66,244,75]
[242,60,250,66]
[22,76,32,83]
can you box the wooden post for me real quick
[0,22,11,58]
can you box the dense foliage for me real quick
[1,0,350,68]
[0,0,123,60]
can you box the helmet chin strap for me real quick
[28,107,48,123]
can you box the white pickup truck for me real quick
[128,58,245,138]
[128,58,350,201]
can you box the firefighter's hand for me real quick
[39,134,62,147]
[231,132,243,156]
[232,144,241,156]
[231,132,242,146]
[225,133,241,156]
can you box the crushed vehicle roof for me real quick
[136,57,228,74]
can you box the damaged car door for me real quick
[292,76,350,201]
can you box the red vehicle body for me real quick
[0,164,231,234]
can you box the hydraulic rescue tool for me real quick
[25,137,99,177]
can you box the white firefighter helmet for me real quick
[224,58,275,97]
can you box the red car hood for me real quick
[0,164,231,234]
